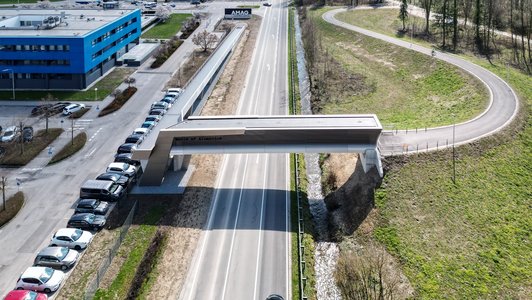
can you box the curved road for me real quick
[323,8,520,155]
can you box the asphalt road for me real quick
[322,8,520,155]
[179,1,291,299]
[0,3,237,295]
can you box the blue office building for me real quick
[0,9,141,90]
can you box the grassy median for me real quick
[48,132,87,164]
[0,128,63,166]
[0,192,24,227]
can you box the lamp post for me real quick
[94,87,98,101]
[2,69,15,100]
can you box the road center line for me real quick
[253,154,269,300]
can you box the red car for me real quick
[4,290,48,300]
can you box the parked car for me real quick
[48,102,71,115]
[31,104,53,116]
[75,199,109,215]
[125,133,144,144]
[116,143,137,154]
[141,121,156,130]
[96,172,131,188]
[80,180,125,202]
[132,128,149,136]
[33,246,79,271]
[167,87,183,94]
[148,108,166,116]
[263,2,271,6]
[151,101,169,111]
[15,266,65,293]
[160,97,175,106]
[1,126,19,143]
[106,162,138,179]
[145,115,161,123]
[67,213,106,231]
[62,103,86,115]
[49,228,93,250]
[114,153,141,167]
[22,126,33,142]
[4,290,48,300]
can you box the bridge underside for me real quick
[133,115,383,186]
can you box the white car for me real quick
[15,266,65,293]
[133,128,149,135]
[49,228,93,250]
[167,87,183,94]
[106,162,138,179]
[62,103,86,115]
[1,126,19,142]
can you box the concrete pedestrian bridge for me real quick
[132,115,383,186]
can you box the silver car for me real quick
[34,246,79,270]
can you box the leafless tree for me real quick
[41,93,56,134]
[124,77,136,88]
[155,6,171,22]
[111,88,122,99]
[192,30,219,52]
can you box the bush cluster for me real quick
[150,38,183,69]
[99,87,138,117]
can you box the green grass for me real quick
[0,128,63,166]
[48,132,87,164]
[141,14,192,39]
[306,8,488,128]
[0,192,24,228]
[93,206,164,300]
[317,7,532,298]
[0,68,134,101]
[289,9,317,300]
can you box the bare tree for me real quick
[111,88,122,99]
[41,93,55,134]
[420,0,434,35]
[192,30,219,52]
[399,0,409,31]
[124,77,136,88]
[335,243,400,300]
[155,6,171,22]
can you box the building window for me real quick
[49,45,55,51]
[64,45,70,51]
[57,45,63,51]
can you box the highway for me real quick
[179,0,291,299]
[322,8,520,155]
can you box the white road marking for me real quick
[267,64,271,71]
[88,127,103,142]
[221,154,250,300]
[253,155,269,300]
[84,147,97,158]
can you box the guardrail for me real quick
[289,8,308,300]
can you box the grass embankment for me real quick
[93,206,165,300]
[48,132,87,164]
[289,9,317,300]
[320,7,532,299]
[0,68,134,101]
[0,128,63,166]
[142,13,192,39]
[99,87,137,117]
[0,192,24,227]
[305,8,487,129]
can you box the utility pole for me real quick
[71,118,74,145]
[1,176,6,212]
[452,123,456,184]
[19,121,24,155]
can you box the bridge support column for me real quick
[172,155,184,171]
[360,148,383,177]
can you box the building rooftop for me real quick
[0,8,140,37]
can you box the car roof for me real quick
[70,213,93,221]
[96,172,119,180]
[134,128,148,132]
[37,246,66,257]
[4,126,17,131]
[108,162,128,169]
[81,179,113,189]
[55,228,80,237]
[65,104,79,109]
[21,266,49,279]
[78,198,98,206]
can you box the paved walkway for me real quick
[322,8,520,156]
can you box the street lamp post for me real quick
[94,88,98,101]
[2,69,15,100]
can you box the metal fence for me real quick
[84,200,138,300]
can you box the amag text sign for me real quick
[224,8,252,19]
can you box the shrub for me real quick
[69,107,90,119]
[49,132,87,164]
[99,87,138,117]
[150,39,183,69]
[0,191,24,227]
